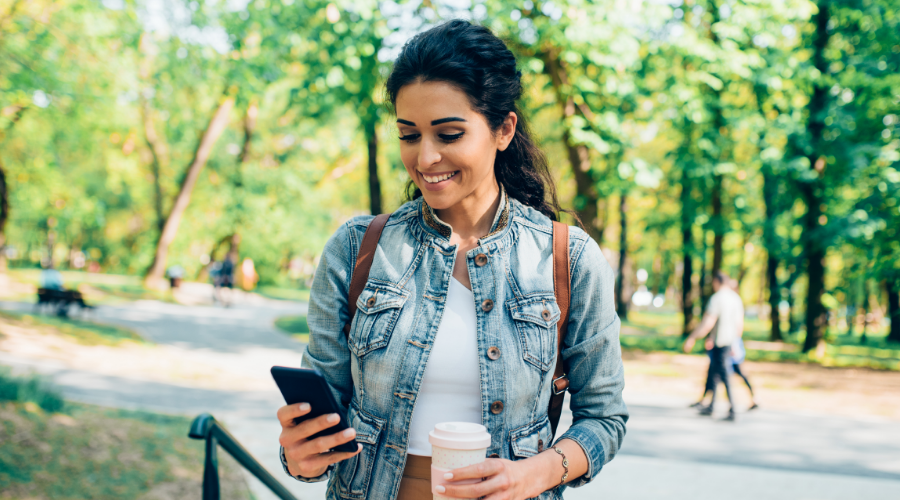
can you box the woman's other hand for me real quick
[277,403,362,478]
[434,458,538,500]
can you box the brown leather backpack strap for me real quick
[548,221,571,438]
[343,213,391,338]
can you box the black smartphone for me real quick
[270,366,358,453]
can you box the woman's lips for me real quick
[420,170,459,191]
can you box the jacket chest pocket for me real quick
[349,283,409,357]
[508,294,560,373]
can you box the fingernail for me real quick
[327,413,339,423]
[443,472,453,480]
[298,403,310,411]
[343,428,355,437]
[434,485,446,494]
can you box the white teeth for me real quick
[422,172,457,183]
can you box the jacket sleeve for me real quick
[282,220,361,482]
[555,231,628,488]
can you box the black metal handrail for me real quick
[188,413,298,500]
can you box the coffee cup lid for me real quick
[428,422,491,450]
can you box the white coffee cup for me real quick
[429,422,492,500]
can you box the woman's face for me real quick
[395,81,515,211]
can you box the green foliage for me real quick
[0,0,897,336]
[0,367,65,413]
[274,314,309,342]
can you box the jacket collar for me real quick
[419,186,510,244]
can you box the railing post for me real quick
[203,432,220,500]
[189,413,298,500]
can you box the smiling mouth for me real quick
[421,171,459,184]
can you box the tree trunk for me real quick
[699,234,710,314]
[565,130,603,243]
[0,160,7,272]
[707,0,726,280]
[141,98,167,233]
[887,279,900,344]
[761,161,783,340]
[615,192,629,320]
[766,254,783,341]
[680,164,694,336]
[145,96,235,288]
[364,118,382,215]
[711,173,724,276]
[801,2,830,353]
[541,50,604,243]
[239,100,258,165]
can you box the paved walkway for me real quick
[2,299,900,499]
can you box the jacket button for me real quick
[487,346,501,360]
[366,297,376,307]
[541,309,551,321]
[490,401,504,414]
[538,439,544,452]
[489,453,499,458]
[481,299,494,312]
[475,253,488,267]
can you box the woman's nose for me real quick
[418,138,441,168]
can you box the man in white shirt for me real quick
[684,272,745,420]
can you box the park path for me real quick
[2,298,900,500]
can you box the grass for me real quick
[274,314,309,342]
[0,401,251,500]
[256,286,311,302]
[620,309,900,371]
[0,366,250,500]
[0,310,145,346]
[0,367,66,413]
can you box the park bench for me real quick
[35,288,94,317]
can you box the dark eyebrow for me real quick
[431,117,466,125]
[397,119,415,126]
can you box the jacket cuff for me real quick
[280,446,331,483]
[555,425,606,488]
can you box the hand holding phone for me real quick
[272,366,362,478]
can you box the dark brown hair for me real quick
[385,20,563,221]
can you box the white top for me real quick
[407,277,482,456]
[707,287,745,347]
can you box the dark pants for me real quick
[709,345,734,412]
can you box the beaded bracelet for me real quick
[552,446,569,485]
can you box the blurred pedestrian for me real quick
[689,278,758,411]
[240,257,257,291]
[213,250,236,306]
[683,272,744,420]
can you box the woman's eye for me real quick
[439,132,464,143]
[398,134,421,143]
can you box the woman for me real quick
[277,20,627,500]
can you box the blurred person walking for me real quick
[212,250,236,306]
[240,257,258,291]
[689,278,758,411]
[684,272,744,420]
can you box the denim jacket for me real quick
[284,191,628,500]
